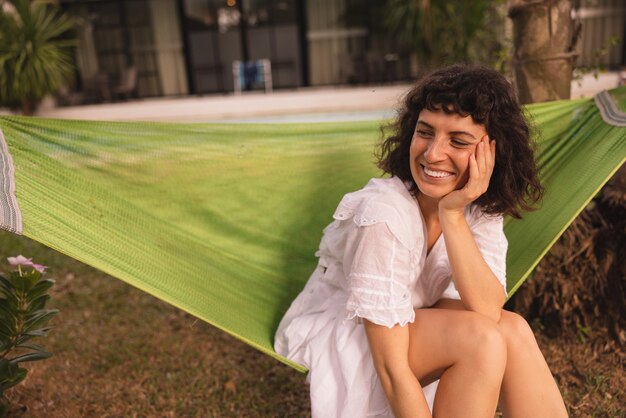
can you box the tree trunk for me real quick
[509,0,581,104]
[20,97,35,116]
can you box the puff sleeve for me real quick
[342,222,416,328]
[440,212,508,300]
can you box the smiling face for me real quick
[409,109,488,203]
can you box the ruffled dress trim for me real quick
[331,177,422,251]
[345,306,416,328]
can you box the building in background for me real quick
[574,0,626,69]
[58,0,626,104]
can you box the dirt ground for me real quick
[534,331,624,418]
[0,261,622,418]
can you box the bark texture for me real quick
[509,0,581,104]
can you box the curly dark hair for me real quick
[378,64,543,219]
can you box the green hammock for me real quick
[0,89,624,373]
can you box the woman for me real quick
[274,65,568,417]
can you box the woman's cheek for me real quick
[454,152,473,189]
[455,171,471,190]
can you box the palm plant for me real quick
[383,0,506,70]
[0,0,76,115]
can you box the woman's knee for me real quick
[407,310,506,381]
[498,310,538,349]
[462,313,508,371]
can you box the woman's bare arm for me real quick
[439,210,505,321]
[438,137,505,322]
[363,319,431,418]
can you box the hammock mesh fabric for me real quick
[0,89,625,372]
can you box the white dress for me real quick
[274,177,508,417]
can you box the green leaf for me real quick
[0,324,16,346]
[9,351,52,364]
[9,274,27,297]
[0,294,18,311]
[0,368,27,391]
[0,358,27,391]
[0,284,10,299]
[24,327,52,337]
[28,294,51,312]
[25,279,54,304]
[0,301,18,324]
[12,334,35,347]
[24,270,42,293]
[0,329,14,343]
[24,307,58,320]
[15,343,45,352]
[10,269,40,295]
[24,309,58,332]
[0,319,17,339]
[0,358,10,374]
[0,277,14,295]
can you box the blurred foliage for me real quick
[573,35,622,84]
[343,0,509,71]
[0,261,57,416]
[0,0,76,115]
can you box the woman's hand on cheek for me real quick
[439,136,496,215]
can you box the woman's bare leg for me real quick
[497,310,568,418]
[432,300,568,417]
[408,308,507,418]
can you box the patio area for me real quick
[30,70,625,123]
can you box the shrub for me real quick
[0,255,58,415]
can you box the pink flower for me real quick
[7,256,47,273]
[7,255,33,267]
[31,263,47,273]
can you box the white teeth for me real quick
[423,166,453,178]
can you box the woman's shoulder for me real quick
[331,177,423,250]
[333,177,419,224]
